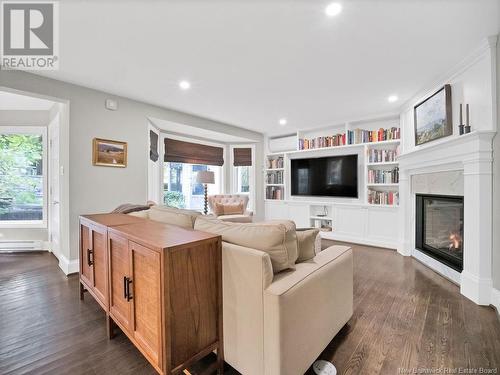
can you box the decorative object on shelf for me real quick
[267,156,284,169]
[196,170,214,215]
[464,104,471,134]
[458,103,465,135]
[414,84,452,145]
[367,189,399,206]
[92,138,127,167]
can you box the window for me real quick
[235,166,250,193]
[163,162,222,211]
[0,128,47,226]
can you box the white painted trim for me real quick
[460,271,493,305]
[412,248,461,285]
[58,254,79,275]
[491,288,500,312]
[0,240,46,250]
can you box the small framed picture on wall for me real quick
[414,84,452,146]
[92,138,127,167]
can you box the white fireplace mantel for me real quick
[398,131,495,305]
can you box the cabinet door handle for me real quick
[86,249,94,266]
[126,278,133,301]
[123,276,127,299]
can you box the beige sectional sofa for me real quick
[130,205,354,375]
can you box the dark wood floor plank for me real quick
[1,243,499,375]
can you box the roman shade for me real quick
[164,138,224,166]
[149,130,159,162]
[233,147,252,166]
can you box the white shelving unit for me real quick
[264,115,402,250]
[265,154,285,200]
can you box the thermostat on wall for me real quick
[105,99,118,111]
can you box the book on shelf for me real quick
[267,156,284,169]
[367,190,399,206]
[368,146,400,163]
[298,133,346,150]
[347,127,400,145]
[367,167,399,184]
[266,186,283,200]
[266,170,283,184]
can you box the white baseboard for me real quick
[58,254,79,275]
[491,287,500,313]
[460,270,493,306]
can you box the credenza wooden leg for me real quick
[79,282,85,300]
[106,314,115,339]
[216,346,224,374]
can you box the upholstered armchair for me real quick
[208,194,253,223]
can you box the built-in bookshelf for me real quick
[265,154,285,200]
[365,141,400,206]
[266,115,402,206]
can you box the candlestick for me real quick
[459,103,463,124]
[466,104,470,126]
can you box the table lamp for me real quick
[196,171,215,215]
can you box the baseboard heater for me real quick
[0,240,46,251]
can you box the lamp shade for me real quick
[196,170,215,184]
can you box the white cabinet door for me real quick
[265,201,289,221]
[333,206,366,238]
[365,207,399,248]
[287,203,310,228]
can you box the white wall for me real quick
[493,36,500,291]
[400,39,496,154]
[0,70,264,264]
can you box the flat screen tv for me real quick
[291,154,358,198]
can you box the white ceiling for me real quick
[0,91,55,111]
[36,0,499,136]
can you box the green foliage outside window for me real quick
[0,134,43,217]
[164,190,186,209]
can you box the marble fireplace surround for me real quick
[398,131,495,305]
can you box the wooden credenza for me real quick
[79,214,223,375]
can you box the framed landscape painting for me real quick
[414,84,452,146]
[92,138,127,167]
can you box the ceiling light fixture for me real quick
[179,80,191,90]
[279,118,287,126]
[388,95,398,103]
[325,2,342,17]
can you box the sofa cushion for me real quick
[194,216,298,273]
[148,205,201,228]
[128,209,150,219]
[296,229,320,262]
[215,202,244,215]
[217,214,253,223]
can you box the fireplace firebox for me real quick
[415,194,464,272]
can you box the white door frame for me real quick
[0,86,72,274]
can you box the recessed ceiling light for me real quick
[325,2,342,17]
[388,95,398,103]
[279,118,287,126]
[179,80,191,90]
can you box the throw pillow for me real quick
[194,216,298,273]
[296,229,320,262]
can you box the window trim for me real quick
[230,144,256,212]
[0,126,48,229]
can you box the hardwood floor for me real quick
[0,244,499,375]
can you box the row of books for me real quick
[268,157,284,169]
[368,147,400,163]
[266,186,284,200]
[298,133,346,150]
[367,190,399,206]
[347,127,400,145]
[266,171,283,184]
[367,167,399,184]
